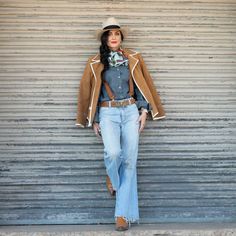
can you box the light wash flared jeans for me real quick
[98,102,140,224]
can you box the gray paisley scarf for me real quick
[108,49,129,67]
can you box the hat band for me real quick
[103,25,120,30]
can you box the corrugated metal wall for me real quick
[0,0,235,225]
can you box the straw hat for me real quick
[95,17,129,41]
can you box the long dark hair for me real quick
[100,29,124,80]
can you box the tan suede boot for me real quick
[106,175,116,196]
[115,217,129,231]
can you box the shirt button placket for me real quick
[118,68,121,79]
[118,69,121,90]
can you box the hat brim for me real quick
[95,27,129,41]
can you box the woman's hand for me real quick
[93,122,101,138]
[138,110,147,133]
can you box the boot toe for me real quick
[115,217,129,231]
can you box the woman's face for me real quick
[107,29,122,51]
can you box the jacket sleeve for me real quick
[134,82,150,111]
[93,106,100,123]
[138,53,165,118]
[75,58,92,128]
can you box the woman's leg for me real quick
[115,104,140,223]
[99,107,122,191]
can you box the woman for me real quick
[76,17,165,231]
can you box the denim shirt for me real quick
[94,64,150,123]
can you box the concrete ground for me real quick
[0,223,236,236]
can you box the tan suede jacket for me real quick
[76,48,166,128]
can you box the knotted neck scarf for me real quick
[108,49,129,67]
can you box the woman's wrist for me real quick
[140,107,148,114]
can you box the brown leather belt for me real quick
[99,97,136,107]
